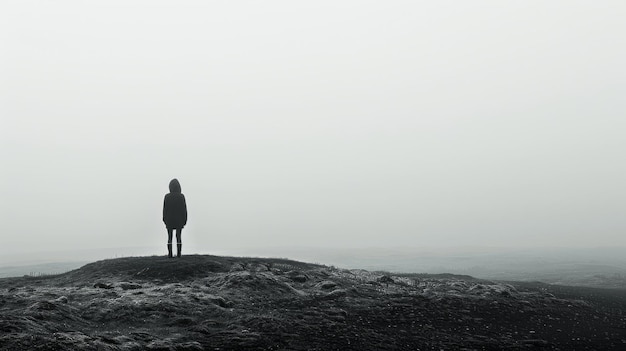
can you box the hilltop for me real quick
[1,255,625,350]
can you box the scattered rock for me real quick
[119,341,142,350]
[317,280,337,290]
[290,275,308,283]
[27,300,57,311]
[146,339,174,350]
[322,288,347,300]
[206,294,230,308]
[94,282,114,289]
[229,263,245,272]
[378,275,395,284]
[119,282,143,290]
[251,263,269,272]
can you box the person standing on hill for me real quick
[163,178,188,258]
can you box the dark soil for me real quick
[1,255,624,350]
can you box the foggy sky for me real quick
[2,1,625,257]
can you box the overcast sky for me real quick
[1,1,625,258]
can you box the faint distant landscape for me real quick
[0,262,89,279]
[2,246,626,289]
[0,246,160,278]
[240,246,626,290]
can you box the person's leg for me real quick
[167,228,173,258]
[176,228,182,258]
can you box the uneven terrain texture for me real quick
[1,255,625,350]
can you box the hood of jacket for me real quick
[169,179,182,193]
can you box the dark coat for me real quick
[163,179,187,229]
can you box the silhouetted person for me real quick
[163,178,187,258]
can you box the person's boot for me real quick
[167,244,173,258]
[177,243,182,258]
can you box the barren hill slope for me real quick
[1,255,625,350]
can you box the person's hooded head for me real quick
[169,178,182,193]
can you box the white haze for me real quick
[1,1,625,262]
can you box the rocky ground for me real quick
[0,255,625,350]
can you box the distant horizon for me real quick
[9,243,626,256]
[3,245,626,287]
[5,243,626,265]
